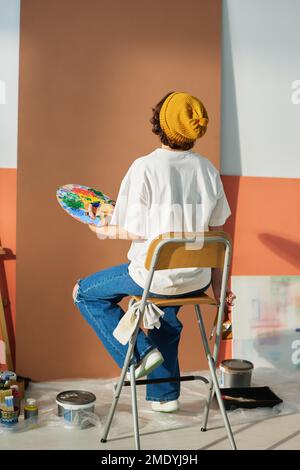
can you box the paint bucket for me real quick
[0,408,19,426]
[220,359,254,388]
[56,390,96,424]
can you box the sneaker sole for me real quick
[151,407,179,413]
[151,401,179,413]
[135,357,164,379]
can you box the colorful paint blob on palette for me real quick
[56,184,115,225]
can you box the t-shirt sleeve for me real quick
[209,174,231,227]
[109,160,149,237]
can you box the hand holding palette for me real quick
[56,184,115,226]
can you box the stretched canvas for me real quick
[232,276,300,370]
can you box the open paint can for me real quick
[56,390,96,423]
[220,359,254,388]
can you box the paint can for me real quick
[24,398,39,420]
[220,359,254,388]
[0,394,19,426]
[0,408,19,426]
[56,390,96,423]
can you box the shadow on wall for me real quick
[259,233,300,270]
[221,1,242,176]
[221,1,242,277]
[0,246,16,368]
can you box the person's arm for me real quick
[87,203,146,240]
[209,224,224,302]
[208,225,235,311]
[88,223,145,240]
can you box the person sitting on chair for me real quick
[73,91,235,413]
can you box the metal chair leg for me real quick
[100,334,137,443]
[195,304,237,450]
[194,304,214,430]
[206,354,236,450]
[130,363,141,450]
[201,311,222,431]
[201,381,213,432]
[201,302,227,430]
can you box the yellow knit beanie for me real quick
[159,92,209,144]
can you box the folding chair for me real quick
[100,231,237,450]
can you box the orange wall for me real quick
[222,176,300,276]
[16,0,222,380]
[0,169,17,367]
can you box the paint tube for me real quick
[4,395,14,412]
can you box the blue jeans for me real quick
[73,263,211,402]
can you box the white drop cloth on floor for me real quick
[1,368,299,437]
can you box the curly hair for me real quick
[150,92,195,151]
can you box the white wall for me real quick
[1,0,300,174]
[0,0,20,168]
[221,0,300,178]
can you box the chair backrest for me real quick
[145,231,231,271]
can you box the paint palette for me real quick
[56,184,115,225]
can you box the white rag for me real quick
[113,299,165,345]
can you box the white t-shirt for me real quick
[109,148,231,295]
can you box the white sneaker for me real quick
[126,349,164,380]
[151,400,179,413]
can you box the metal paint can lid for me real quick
[56,390,96,407]
[220,359,254,372]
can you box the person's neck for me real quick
[161,144,184,152]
